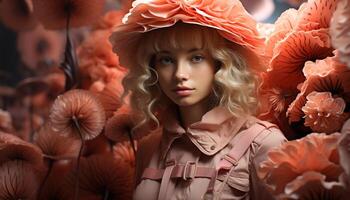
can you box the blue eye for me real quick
[191,55,204,63]
[158,56,174,65]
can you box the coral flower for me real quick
[35,124,81,160]
[0,160,40,200]
[296,0,338,31]
[37,160,73,200]
[0,132,44,168]
[78,30,119,69]
[0,0,38,31]
[63,154,134,200]
[49,89,106,141]
[96,79,124,119]
[303,59,335,79]
[330,0,350,68]
[113,141,136,168]
[258,133,347,199]
[302,92,348,133]
[104,106,134,142]
[83,134,111,157]
[287,55,350,127]
[32,0,106,29]
[43,72,66,99]
[265,8,299,59]
[338,124,350,193]
[339,119,350,178]
[17,25,64,70]
[269,28,333,90]
[92,10,126,31]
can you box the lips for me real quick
[173,86,194,97]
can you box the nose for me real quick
[175,59,190,81]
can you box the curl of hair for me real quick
[121,23,260,130]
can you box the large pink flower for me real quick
[78,30,119,70]
[339,119,350,187]
[258,133,347,199]
[269,28,333,89]
[113,141,136,168]
[35,124,81,160]
[104,106,134,143]
[296,0,338,31]
[0,160,41,200]
[49,89,106,141]
[0,132,44,169]
[302,92,348,133]
[287,55,350,129]
[96,79,124,119]
[330,0,350,68]
[63,154,134,200]
[264,8,299,59]
[17,25,64,70]
[110,0,266,73]
[0,0,38,31]
[303,59,336,78]
[259,26,334,138]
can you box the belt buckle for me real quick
[183,161,196,180]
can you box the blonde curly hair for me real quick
[121,23,260,128]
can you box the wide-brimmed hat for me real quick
[110,0,266,72]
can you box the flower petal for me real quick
[330,0,350,68]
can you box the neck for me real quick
[178,96,216,129]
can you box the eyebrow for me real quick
[188,48,203,53]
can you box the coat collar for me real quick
[160,106,249,160]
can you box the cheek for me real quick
[194,68,215,87]
[157,71,173,92]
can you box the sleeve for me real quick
[249,127,287,200]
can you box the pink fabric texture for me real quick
[161,106,247,157]
[133,107,286,199]
[110,0,266,72]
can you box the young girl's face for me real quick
[154,47,216,107]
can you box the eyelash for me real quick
[156,54,205,65]
[158,56,174,65]
[191,55,204,63]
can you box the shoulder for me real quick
[136,127,163,161]
[245,117,287,164]
[135,128,162,183]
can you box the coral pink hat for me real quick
[110,0,266,72]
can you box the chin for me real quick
[174,99,203,107]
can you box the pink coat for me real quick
[133,107,286,199]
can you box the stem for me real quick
[37,159,54,199]
[103,189,110,200]
[72,115,84,200]
[65,3,71,41]
[29,98,34,142]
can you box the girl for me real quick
[110,0,286,199]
